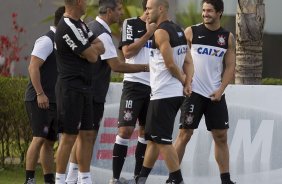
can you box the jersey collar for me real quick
[96,16,111,33]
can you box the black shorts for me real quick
[145,96,184,145]
[92,100,105,131]
[56,82,93,135]
[179,92,229,131]
[25,101,57,141]
[118,81,151,127]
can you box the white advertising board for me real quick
[90,84,282,184]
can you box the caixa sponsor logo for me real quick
[197,47,225,57]
[177,46,188,55]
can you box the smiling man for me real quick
[173,0,236,184]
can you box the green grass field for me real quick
[0,165,44,184]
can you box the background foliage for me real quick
[0,77,31,168]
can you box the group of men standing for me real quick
[24,0,235,184]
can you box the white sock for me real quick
[65,162,79,183]
[78,171,92,184]
[55,173,66,184]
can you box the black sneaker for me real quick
[165,178,172,184]
[24,178,36,184]
[222,181,236,184]
[165,179,185,184]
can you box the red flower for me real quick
[12,12,17,18]
[0,12,27,76]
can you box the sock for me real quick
[65,162,79,183]
[26,170,35,182]
[77,171,82,184]
[112,135,129,179]
[44,173,55,183]
[55,173,65,184]
[169,170,183,184]
[220,172,231,183]
[79,172,92,184]
[137,166,152,181]
[134,139,147,177]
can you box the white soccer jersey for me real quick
[120,17,151,86]
[150,21,187,100]
[190,23,230,97]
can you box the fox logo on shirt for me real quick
[126,25,133,40]
[63,34,78,50]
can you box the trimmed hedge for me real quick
[0,74,123,168]
[0,77,31,168]
[262,78,282,85]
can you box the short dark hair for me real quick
[142,0,147,11]
[98,0,122,14]
[202,0,224,13]
[64,0,76,5]
[54,6,65,26]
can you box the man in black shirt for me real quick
[24,6,65,184]
[65,1,150,183]
[54,0,104,184]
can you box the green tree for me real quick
[176,2,202,28]
[176,2,230,30]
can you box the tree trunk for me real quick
[235,0,265,84]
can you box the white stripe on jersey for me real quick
[161,138,173,143]
[121,19,128,42]
[64,18,87,45]
[122,17,136,42]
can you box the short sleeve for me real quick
[31,36,53,61]
[62,18,92,55]
[98,33,118,60]
[119,18,135,49]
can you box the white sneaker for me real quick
[109,178,127,184]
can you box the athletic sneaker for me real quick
[165,180,185,184]
[44,179,55,184]
[222,181,236,184]
[125,178,136,184]
[24,178,36,184]
[165,178,171,183]
[109,178,128,184]
[136,177,147,184]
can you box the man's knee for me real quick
[212,130,228,144]
[60,134,77,145]
[78,130,95,144]
[118,126,135,139]
[138,126,145,137]
[43,140,55,150]
[177,129,194,143]
[31,137,46,147]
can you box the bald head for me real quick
[146,0,169,24]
